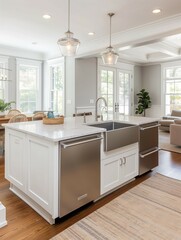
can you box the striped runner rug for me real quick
[51,174,181,240]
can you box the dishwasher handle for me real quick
[140,124,160,131]
[140,147,160,158]
[61,136,103,149]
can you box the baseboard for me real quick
[0,202,7,228]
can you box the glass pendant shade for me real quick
[57,31,80,57]
[101,13,119,65]
[57,0,80,56]
[102,47,119,65]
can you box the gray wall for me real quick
[142,64,161,105]
[75,58,97,107]
[134,65,142,104]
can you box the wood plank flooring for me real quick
[0,150,181,240]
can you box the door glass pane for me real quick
[117,71,131,116]
[99,69,114,118]
[101,82,107,94]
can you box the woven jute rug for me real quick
[51,174,181,240]
[159,131,181,153]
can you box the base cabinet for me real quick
[101,144,138,194]
[5,129,59,223]
[26,135,56,213]
[5,130,26,192]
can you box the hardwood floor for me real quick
[0,150,181,240]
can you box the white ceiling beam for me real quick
[148,42,180,57]
[147,52,171,60]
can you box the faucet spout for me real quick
[95,97,107,121]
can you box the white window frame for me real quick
[97,58,134,117]
[16,58,42,113]
[0,56,9,101]
[161,61,181,115]
[47,57,65,115]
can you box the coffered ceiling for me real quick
[1,0,181,63]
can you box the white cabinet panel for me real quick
[5,130,26,192]
[101,155,120,194]
[120,148,138,184]
[5,129,59,222]
[27,137,53,213]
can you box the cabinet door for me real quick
[26,136,55,213]
[5,130,26,192]
[120,148,138,183]
[101,155,121,194]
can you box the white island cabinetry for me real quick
[101,143,138,194]
[5,128,59,224]
[5,129,27,192]
[4,116,158,224]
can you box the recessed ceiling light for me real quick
[43,14,51,19]
[88,32,95,36]
[152,9,161,14]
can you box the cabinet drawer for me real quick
[139,149,158,175]
[139,122,158,152]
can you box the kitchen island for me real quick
[4,115,159,224]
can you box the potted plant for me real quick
[135,89,151,117]
[0,99,15,116]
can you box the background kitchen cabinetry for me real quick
[101,144,138,194]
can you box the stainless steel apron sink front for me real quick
[88,121,139,151]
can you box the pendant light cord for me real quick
[109,14,112,47]
[68,0,70,31]
[108,13,114,48]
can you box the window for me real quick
[0,57,9,100]
[16,59,42,113]
[49,59,64,114]
[163,65,181,115]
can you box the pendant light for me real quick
[102,13,119,65]
[57,0,80,56]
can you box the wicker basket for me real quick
[43,116,64,125]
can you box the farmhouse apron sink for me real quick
[88,121,138,151]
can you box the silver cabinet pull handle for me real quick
[140,147,160,158]
[140,124,160,131]
[123,157,126,164]
[120,158,123,166]
[61,136,103,148]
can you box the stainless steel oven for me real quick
[139,122,159,175]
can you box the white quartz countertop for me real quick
[3,115,159,142]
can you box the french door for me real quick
[98,66,133,119]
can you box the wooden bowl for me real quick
[43,116,64,125]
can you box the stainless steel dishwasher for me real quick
[59,134,102,217]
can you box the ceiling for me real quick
[1,0,181,63]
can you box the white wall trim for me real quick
[47,57,64,65]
